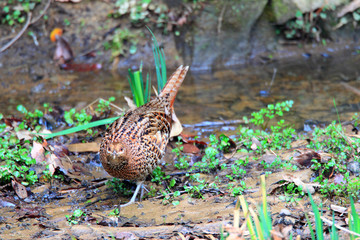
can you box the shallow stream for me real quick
[1,49,359,136]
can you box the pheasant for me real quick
[100,65,189,207]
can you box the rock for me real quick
[279,208,291,216]
[270,0,348,24]
[187,0,268,70]
[348,161,360,175]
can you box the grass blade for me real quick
[128,69,139,107]
[331,212,339,240]
[249,207,264,240]
[349,197,360,240]
[39,116,120,139]
[239,196,256,240]
[308,192,324,240]
[160,48,167,89]
[147,26,166,92]
[145,73,151,102]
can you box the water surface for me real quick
[1,50,359,135]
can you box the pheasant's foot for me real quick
[118,181,144,209]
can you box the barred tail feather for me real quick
[159,65,189,107]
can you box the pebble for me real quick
[348,161,360,175]
[279,209,291,216]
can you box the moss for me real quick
[270,0,298,24]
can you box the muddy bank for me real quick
[0,0,360,74]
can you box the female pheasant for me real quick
[100,65,189,207]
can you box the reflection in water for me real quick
[1,51,360,135]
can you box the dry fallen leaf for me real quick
[53,36,74,64]
[31,141,45,163]
[282,174,318,194]
[331,204,347,214]
[124,96,137,110]
[11,180,28,199]
[182,143,200,154]
[15,130,33,140]
[170,111,183,138]
[251,137,261,150]
[293,148,320,167]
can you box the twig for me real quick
[217,3,227,34]
[30,0,51,25]
[340,82,360,96]
[168,170,200,176]
[183,119,245,128]
[223,146,239,160]
[267,68,277,93]
[0,12,32,53]
[0,0,51,52]
[84,98,124,115]
[309,212,360,237]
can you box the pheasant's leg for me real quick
[119,181,144,208]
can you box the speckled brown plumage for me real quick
[100,65,189,206]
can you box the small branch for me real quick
[309,212,360,237]
[168,170,200,176]
[267,68,277,93]
[217,3,227,34]
[30,0,51,25]
[340,82,360,96]
[0,12,32,53]
[0,0,51,53]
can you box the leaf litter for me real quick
[0,98,360,239]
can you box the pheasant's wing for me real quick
[138,111,171,164]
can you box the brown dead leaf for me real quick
[290,139,308,148]
[268,170,320,195]
[54,36,74,64]
[16,206,46,220]
[251,137,261,150]
[31,141,45,163]
[67,142,100,152]
[11,180,28,199]
[15,130,33,140]
[260,154,277,165]
[124,96,137,110]
[331,204,347,214]
[293,148,320,167]
[282,174,319,194]
[170,111,183,138]
[182,143,200,154]
[46,154,59,175]
[49,143,69,158]
[177,15,187,26]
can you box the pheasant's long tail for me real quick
[159,65,189,107]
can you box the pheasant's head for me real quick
[100,140,130,176]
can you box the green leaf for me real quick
[353,12,360,21]
[295,10,302,18]
[73,209,84,217]
[129,45,137,54]
[3,6,10,13]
